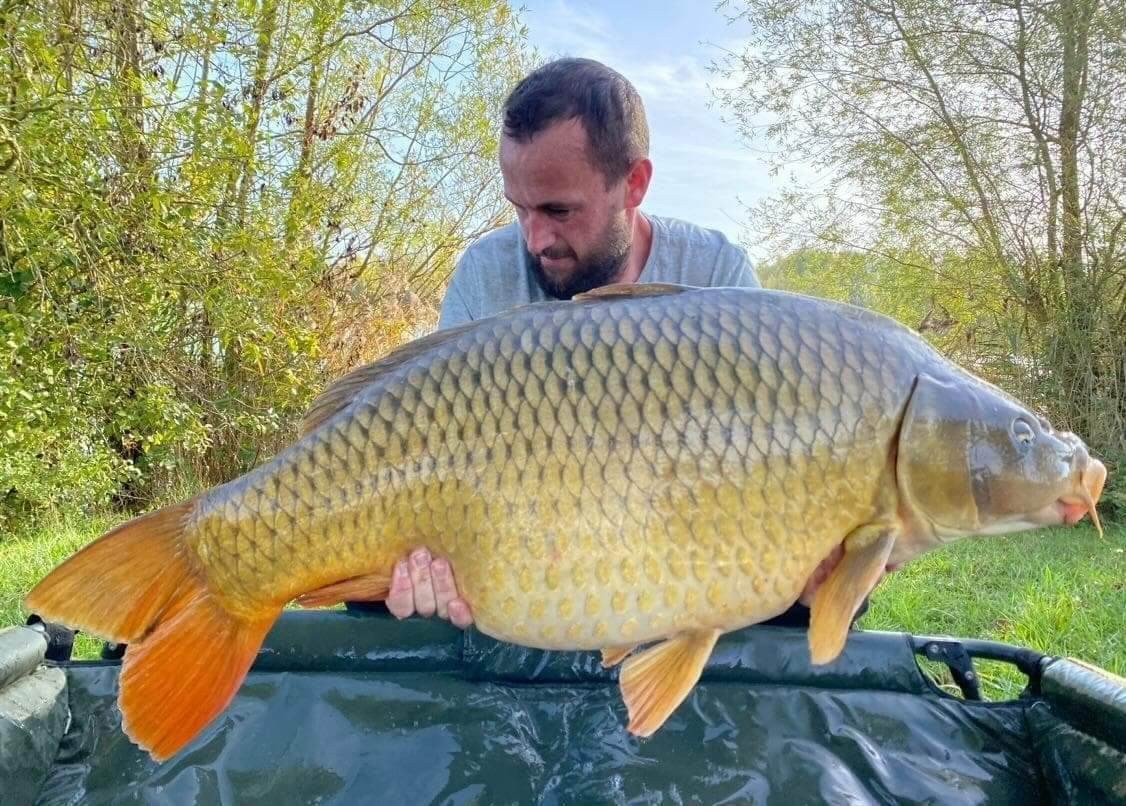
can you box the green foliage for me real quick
[0,0,531,529]
[1097,450,1126,519]
[717,0,1126,513]
[759,248,976,357]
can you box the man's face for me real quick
[500,118,634,299]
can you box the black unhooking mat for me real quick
[17,611,1126,804]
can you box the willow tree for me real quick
[715,0,1126,504]
[0,0,530,526]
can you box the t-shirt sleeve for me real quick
[713,242,761,289]
[437,257,477,331]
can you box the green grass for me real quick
[0,513,122,660]
[2,515,1123,700]
[859,523,1125,698]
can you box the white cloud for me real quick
[524,0,616,63]
[516,2,801,248]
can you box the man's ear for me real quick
[623,158,653,209]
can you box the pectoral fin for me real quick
[809,526,896,665]
[601,645,637,668]
[619,629,721,737]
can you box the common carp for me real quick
[26,283,1106,761]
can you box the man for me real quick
[435,58,757,328]
[377,58,860,631]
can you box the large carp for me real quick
[27,283,1106,761]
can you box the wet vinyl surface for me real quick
[27,612,1094,805]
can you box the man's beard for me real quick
[526,221,632,300]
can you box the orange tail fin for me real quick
[24,501,279,761]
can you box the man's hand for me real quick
[386,547,473,628]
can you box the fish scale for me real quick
[31,282,1105,760]
[187,287,912,648]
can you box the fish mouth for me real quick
[1055,458,1107,537]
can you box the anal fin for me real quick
[295,571,391,608]
[601,645,637,668]
[809,525,896,665]
[619,629,721,737]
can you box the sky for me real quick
[516,0,777,260]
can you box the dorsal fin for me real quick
[572,282,696,302]
[299,319,481,437]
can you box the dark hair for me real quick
[502,58,649,185]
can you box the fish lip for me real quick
[1055,496,1090,526]
[1049,456,1108,529]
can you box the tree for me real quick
[714,0,1126,505]
[0,0,531,527]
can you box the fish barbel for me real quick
[26,283,1107,761]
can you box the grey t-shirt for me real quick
[437,214,760,329]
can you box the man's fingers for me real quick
[409,548,437,617]
[385,548,474,627]
[431,557,457,619]
[386,561,414,619]
[448,599,474,629]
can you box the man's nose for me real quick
[523,213,554,255]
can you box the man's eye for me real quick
[546,208,570,217]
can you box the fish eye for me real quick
[1011,417,1036,446]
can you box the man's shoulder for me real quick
[440,222,533,329]
[646,214,759,288]
[444,222,522,294]
[460,222,522,266]
[649,214,739,250]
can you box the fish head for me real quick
[895,372,1106,557]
